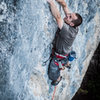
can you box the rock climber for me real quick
[47,0,83,86]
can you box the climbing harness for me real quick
[42,56,51,66]
[54,51,76,70]
[51,51,77,100]
[52,86,57,100]
[54,52,69,70]
[55,52,68,59]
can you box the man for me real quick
[47,0,83,86]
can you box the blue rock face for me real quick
[0,0,100,100]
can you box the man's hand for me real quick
[47,0,53,4]
[56,0,70,15]
[61,67,65,70]
[56,0,66,6]
[47,0,63,29]
[56,0,65,3]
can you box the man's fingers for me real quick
[56,0,64,3]
[47,0,52,3]
[56,0,61,1]
[47,0,50,3]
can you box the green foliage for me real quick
[78,88,88,94]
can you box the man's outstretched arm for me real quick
[47,0,63,29]
[56,0,70,16]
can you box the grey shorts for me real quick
[48,57,60,81]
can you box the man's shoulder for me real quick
[59,22,78,34]
[69,26,78,33]
[61,22,69,31]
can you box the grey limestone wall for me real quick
[0,0,100,100]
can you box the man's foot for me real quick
[51,76,62,86]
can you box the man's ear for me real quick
[70,22,74,27]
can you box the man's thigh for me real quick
[48,58,60,81]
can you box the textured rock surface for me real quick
[72,43,100,100]
[0,0,100,100]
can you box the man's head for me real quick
[64,13,83,27]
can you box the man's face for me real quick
[64,13,77,26]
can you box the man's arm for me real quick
[47,0,63,29]
[56,0,70,16]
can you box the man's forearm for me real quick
[48,1,61,21]
[56,0,70,15]
[58,0,66,7]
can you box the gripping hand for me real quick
[47,0,53,3]
[56,0,65,3]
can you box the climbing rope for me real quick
[52,86,57,100]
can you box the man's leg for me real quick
[51,76,62,86]
[48,57,62,86]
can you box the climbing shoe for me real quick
[51,76,62,86]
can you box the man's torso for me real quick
[55,23,78,55]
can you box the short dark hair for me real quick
[72,13,83,27]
